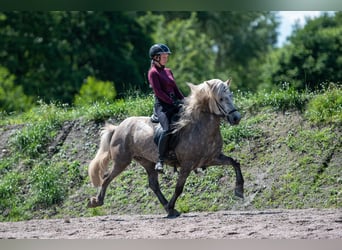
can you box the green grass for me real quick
[253,125,341,209]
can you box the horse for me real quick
[87,78,244,218]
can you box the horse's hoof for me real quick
[87,197,102,208]
[166,209,181,219]
[156,169,164,174]
[234,188,244,199]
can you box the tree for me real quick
[269,12,342,90]
[137,12,216,95]
[137,11,279,92]
[0,12,153,104]
[196,12,279,69]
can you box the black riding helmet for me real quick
[149,43,172,59]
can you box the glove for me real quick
[172,99,183,109]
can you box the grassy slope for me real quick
[0,85,341,221]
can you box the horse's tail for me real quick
[88,123,116,187]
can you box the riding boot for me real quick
[155,131,170,172]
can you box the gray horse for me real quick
[87,79,244,218]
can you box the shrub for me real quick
[8,101,66,158]
[305,83,342,124]
[237,83,311,113]
[28,163,67,209]
[257,83,310,112]
[0,171,23,209]
[74,76,117,106]
[0,66,33,112]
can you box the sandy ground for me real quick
[0,209,341,239]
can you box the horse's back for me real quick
[112,116,157,161]
[114,116,154,138]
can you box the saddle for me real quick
[152,117,180,149]
[151,110,181,162]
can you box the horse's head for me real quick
[206,79,241,125]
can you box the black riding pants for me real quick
[154,97,179,132]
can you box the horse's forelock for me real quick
[205,80,228,114]
[187,80,226,112]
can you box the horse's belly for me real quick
[175,135,222,167]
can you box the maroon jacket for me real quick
[148,64,184,105]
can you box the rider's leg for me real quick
[155,130,170,172]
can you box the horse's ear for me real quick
[225,79,232,86]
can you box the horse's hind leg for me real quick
[87,161,128,208]
[166,167,191,218]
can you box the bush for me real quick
[28,163,67,209]
[0,171,23,207]
[74,76,117,106]
[0,66,33,112]
[9,102,65,158]
[237,83,311,113]
[306,83,342,124]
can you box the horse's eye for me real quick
[220,98,223,102]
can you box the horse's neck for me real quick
[201,111,220,123]
[180,112,223,157]
[192,112,221,135]
[175,111,222,137]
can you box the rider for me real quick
[148,43,184,172]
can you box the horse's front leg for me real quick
[212,153,244,199]
[166,168,191,218]
[143,163,169,208]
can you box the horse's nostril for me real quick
[233,112,241,124]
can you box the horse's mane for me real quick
[173,79,226,133]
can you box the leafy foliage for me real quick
[269,12,342,90]
[8,101,66,158]
[196,11,279,92]
[0,11,341,113]
[0,66,33,112]
[138,11,278,93]
[305,83,342,124]
[74,76,117,106]
[0,11,152,104]
[28,163,67,209]
[137,12,216,95]
[236,83,312,113]
[0,9,341,220]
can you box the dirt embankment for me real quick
[0,112,341,239]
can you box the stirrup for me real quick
[151,113,159,123]
[155,161,164,172]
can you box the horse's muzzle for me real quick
[227,110,241,125]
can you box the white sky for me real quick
[276,11,323,47]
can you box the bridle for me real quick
[215,98,237,117]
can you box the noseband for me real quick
[215,99,237,117]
